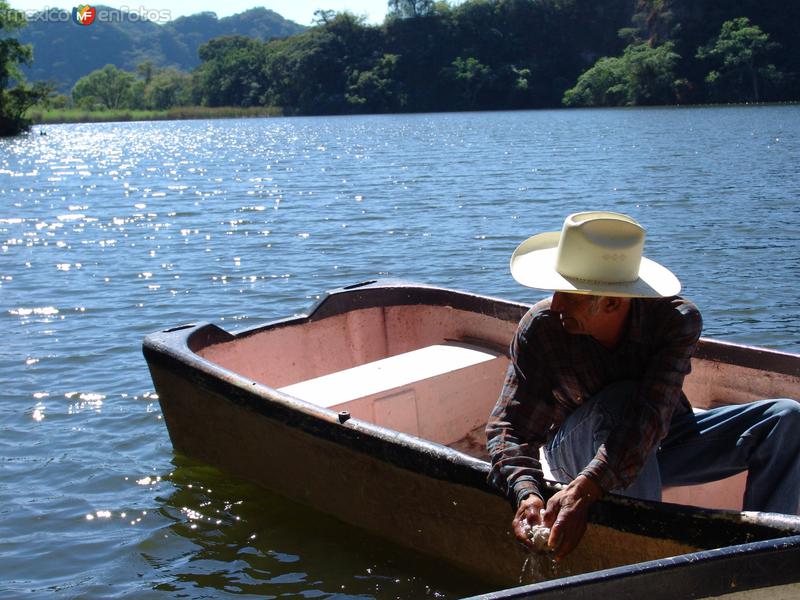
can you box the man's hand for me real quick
[512,493,546,549]
[541,475,602,561]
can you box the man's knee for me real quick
[747,398,800,451]
[586,379,640,431]
[767,398,800,429]
[546,380,640,479]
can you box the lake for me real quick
[1,105,799,598]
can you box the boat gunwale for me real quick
[142,280,800,548]
[695,337,800,376]
[466,534,800,600]
[180,279,800,377]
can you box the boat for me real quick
[143,280,800,596]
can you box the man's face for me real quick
[550,292,603,336]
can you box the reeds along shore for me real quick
[27,105,283,125]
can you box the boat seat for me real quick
[278,341,509,447]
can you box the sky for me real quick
[9,0,390,26]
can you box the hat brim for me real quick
[510,231,681,298]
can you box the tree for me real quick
[1,2,51,136]
[563,42,684,107]
[137,61,155,85]
[346,54,407,112]
[382,10,453,111]
[444,56,493,108]
[625,42,686,104]
[312,9,336,25]
[260,13,384,114]
[388,0,435,19]
[144,68,193,109]
[72,65,136,109]
[193,36,267,107]
[697,17,782,103]
[562,54,629,106]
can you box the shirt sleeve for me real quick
[579,298,703,492]
[486,307,557,507]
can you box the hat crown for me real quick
[508,210,680,298]
[555,212,645,284]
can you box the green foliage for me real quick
[1,1,52,136]
[256,12,388,115]
[0,7,30,87]
[388,0,436,20]
[194,36,266,107]
[69,62,195,112]
[563,55,630,106]
[445,57,493,108]
[72,65,136,109]
[564,42,685,107]
[697,17,782,102]
[144,68,193,110]
[631,1,800,102]
[346,54,407,112]
[27,105,281,125]
[42,92,70,109]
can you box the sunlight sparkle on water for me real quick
[136,476,162,486]
[66,392,105,414]
[32,405,46,422]
[10,307,59,317]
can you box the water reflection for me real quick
[150,457,495,599]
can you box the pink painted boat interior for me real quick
[198,303,800,513]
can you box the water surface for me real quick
[1,105,799,598]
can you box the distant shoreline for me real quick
[27,101,800,127]
[28,106,283,125]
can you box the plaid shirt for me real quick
[486,295,702,507]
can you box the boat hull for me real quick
[148,357,744,584]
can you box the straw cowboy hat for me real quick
[510,211,681,298]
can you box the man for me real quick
[486,211,800,561]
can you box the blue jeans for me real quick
[543,380,800,515]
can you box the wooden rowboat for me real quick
[143,280,800,597]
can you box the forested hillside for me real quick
[18,7,305,92]
[186,0,799,113]
[19,0,800,116]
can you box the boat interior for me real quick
[198,301,800,512]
